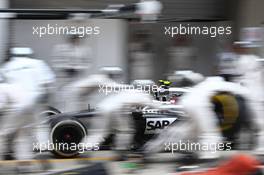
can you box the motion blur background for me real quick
[0,0,264,174]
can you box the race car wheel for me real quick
[50,119,86,158]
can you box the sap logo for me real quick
[145,118,177,134]
[147,120,170,130]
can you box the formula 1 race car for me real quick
[38,104,185,158]
[37,88,257,158]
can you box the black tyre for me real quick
[50,119,86,158]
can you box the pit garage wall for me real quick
[0,0,9,61]
[236,0,264,29]
[10,18,231,82]
[9,19,128,81]
[231,0,264,57]
[128,21,233,81]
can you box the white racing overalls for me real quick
[144,77,254,159]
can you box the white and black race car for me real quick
[37,105,185,158]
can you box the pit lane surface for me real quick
[0,151,263,175]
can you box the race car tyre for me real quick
[50,119,86,158]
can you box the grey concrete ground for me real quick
[0,151,263,175]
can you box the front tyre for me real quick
[50,119,86,158]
